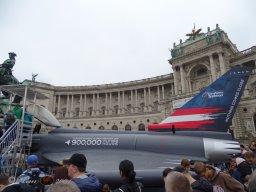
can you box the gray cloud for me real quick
[0,0,255,86]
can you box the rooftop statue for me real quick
[0,52,19,85]
[186,23,202,40]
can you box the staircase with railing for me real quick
[0,84,49,177]
[0,117,34,177]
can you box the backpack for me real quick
[24,170,45,192]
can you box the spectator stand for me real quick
[0,84,48,177]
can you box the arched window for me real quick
[86,126,91,129]
[197,67,207,76]
[138,123,145,131]
[112,125,118,130]
[125,124,132,131]
[99,126,105,130]
[190,65,209,92]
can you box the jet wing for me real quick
[41,149,207,171]
[27,104,61,127]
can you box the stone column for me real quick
[188,79,192,93]
[105,93,108,114]
[79,94,83,117]
[144,88,147,112]
[218,52,226,75]
[92,94,95,116]
[180,65,186,93]
[135,89,138,112]
[118,91,121,114]
[130,90,133,112]
[96,93,100,115]
[66,95,69,118]
[171,84,174,95]
[209,54,216,81]
[122,91,125,114]
[109,93,112,115]
[70,95,74,117]
[148,87,152,111]
[84,94,87,117]
[162,85,165,100]
[157,86,160,102]
[57,95,61,117]
[53,95,56,115]
[172,67,178,95]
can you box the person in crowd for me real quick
[181,159,191,172]
[47,180,81,192]
[0,175,20,192]
[12,105,22,120]
[194,161,245,192]
[165,171,192,192]
[67,153,101,192]
[162,167,172,183]
[33,122,41,134]
[0,175,10,191]
[249,141,256,156]
[54,166,69,181]
[3,109,16,131]
[240,144,249,156]
[113,159,142,192]
[228,158,242,183]
[248,170,256,192]
[173,165,213,192]
[102,184,112,192]
[238,152,256,184]
[16,154,46,192]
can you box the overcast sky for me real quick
[0,0,255,86]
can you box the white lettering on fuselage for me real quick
[65,137,119,146]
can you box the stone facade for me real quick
[32,24,256,142]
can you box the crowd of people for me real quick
[0,141,256,192]
[0,153,142,192]
[163,141,256,192]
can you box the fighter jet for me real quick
[30,66,252,191]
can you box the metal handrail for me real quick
[0,120,20,157]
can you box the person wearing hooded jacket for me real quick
[194,161,245,192]
[67,153,102,192]
[113,160,143,192]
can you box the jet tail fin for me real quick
[148,66,253,132]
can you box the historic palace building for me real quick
[32,24,256,142]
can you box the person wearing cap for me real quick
[1,52,16,76]
[16,154,46,184]
[66,153,101,192]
